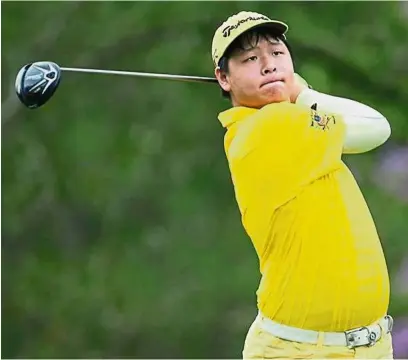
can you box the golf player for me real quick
[212,11,394,359]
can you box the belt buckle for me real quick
[345,326,377,349]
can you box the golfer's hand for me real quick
[290,73,310,103]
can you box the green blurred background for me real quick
[2,1,408,358]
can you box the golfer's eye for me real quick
[245,56,258,62]
[272,51,284,56]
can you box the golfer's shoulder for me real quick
[227,103,304,159]
[241,102,310,134]
[259,101,310,121]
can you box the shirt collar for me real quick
[218,106,258,128]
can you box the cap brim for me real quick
[245,21,288,38]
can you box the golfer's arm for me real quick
[296,89,391,154]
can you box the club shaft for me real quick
[60,66,218,84]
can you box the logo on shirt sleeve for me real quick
[310,103,336,131]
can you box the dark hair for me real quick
[217,26,294,99]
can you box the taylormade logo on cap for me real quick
[211,11,288,65]
[222,15,270,37]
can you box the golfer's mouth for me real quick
[260,79,285,88]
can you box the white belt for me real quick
[257,312,393,348]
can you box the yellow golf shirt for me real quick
[219,101,390,331]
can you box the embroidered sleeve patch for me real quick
[310,105,336,131]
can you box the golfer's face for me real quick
[221,36,295,108]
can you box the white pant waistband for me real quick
[256,312,393,348]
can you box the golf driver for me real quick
[15,61,218,109]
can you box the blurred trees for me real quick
[2,2,408,358]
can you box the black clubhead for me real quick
[15,61,61,109]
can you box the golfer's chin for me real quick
[235,85,290,108]
[260,83,289,105]
[256,90,289,107]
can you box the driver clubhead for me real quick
[15,61,61,109]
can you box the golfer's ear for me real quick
[215,66,231,92]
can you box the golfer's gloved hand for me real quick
[290,73,312,103]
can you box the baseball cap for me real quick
[211,11,288,66]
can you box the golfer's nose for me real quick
[261,58,277,75]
